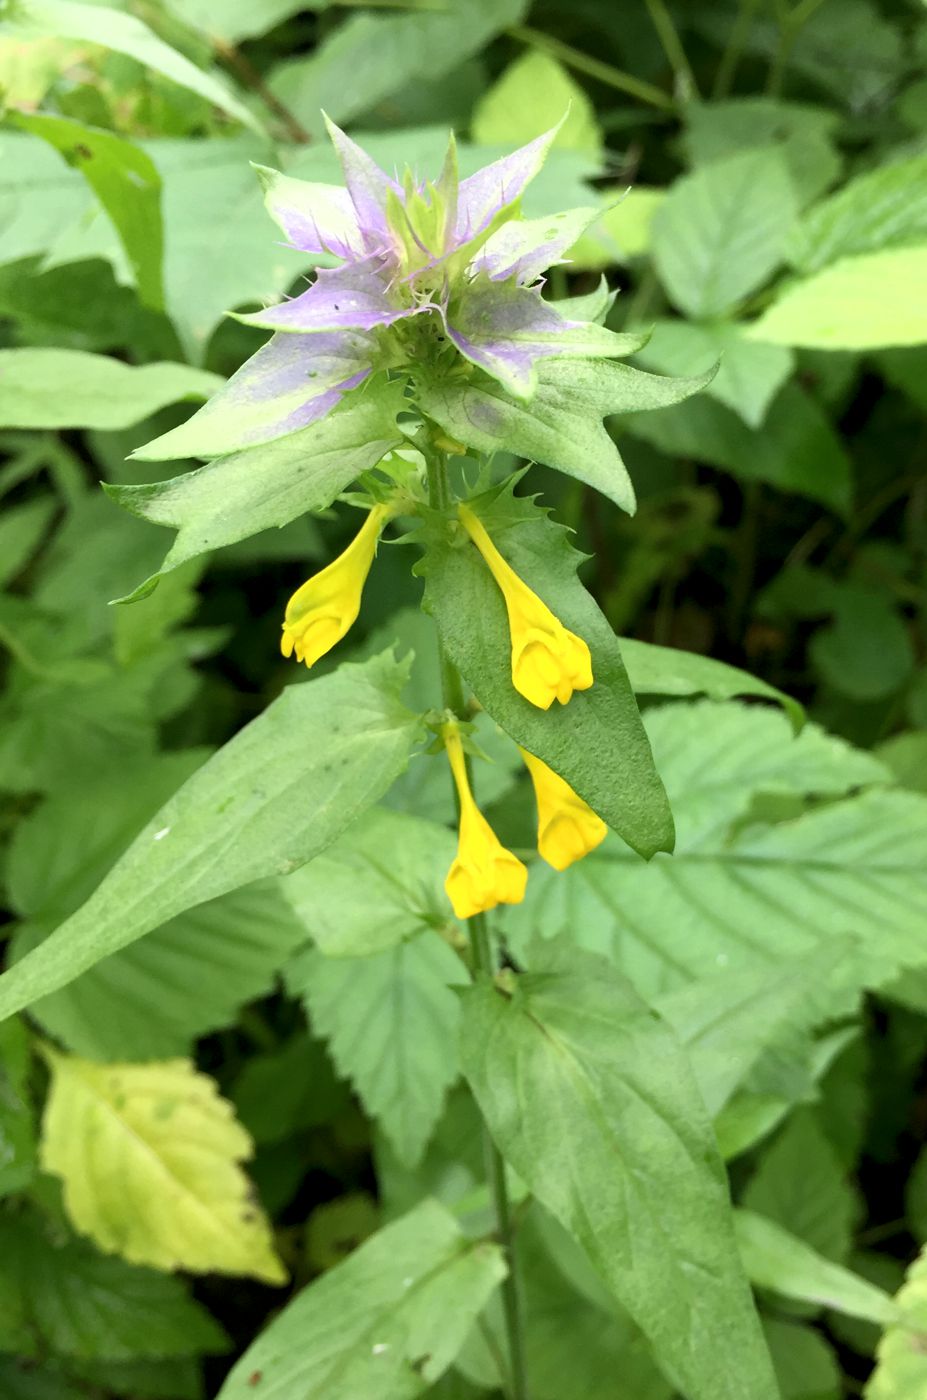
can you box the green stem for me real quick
[508,25,677,113]
[424,441,529,1400]
[712,0,761,98]
[644,0,699,99]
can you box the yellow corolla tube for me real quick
[443,723,528,920]
[458,503,593,710]
[281,503,390,668]
[520,747,607,871]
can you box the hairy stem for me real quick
[424,441,530,1400]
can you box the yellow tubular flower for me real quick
[281,503,390,668]
[520,747,608,872]
[443,724,528,920]
[458,503,593,710]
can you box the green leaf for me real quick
[217,1199,506,1399]
[287,933,466,1166]
[11,112,163,309]
[651,149,798,319]
[111,379,404,599]
[418,483,675,858]
[0,349,220,430]
[472,50,603,157]
[0,496,56,588]
[0,1213,229,1360]
[0,1359,86,1399]
[865,1245,927,1398]
[735,1209,897,1324]
[460,948,780,1400]
[0,1018,35,1198]
[231,1034,350,1146]
[1,0,262,133]
[626,382,853,515]
[618,636,802,730]
[166,0,322,45]
[764,1319,841,1400]
[635,318,794,429]
[684,98,841,208]
[788,154,927,273]
[0,652,420,1022]
[743,1110,860,1262]
[0,132,103,270]
[416,356,712,514]
[750,247,927,350]
[69,1357,202,1400]
[40,1050,285,1282]
[810,584,914,701]
[281,806,456,956]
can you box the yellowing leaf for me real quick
[39,1051,285,1285]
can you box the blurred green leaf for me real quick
[619,637,802,729]
[763,1318,841,1400]
[472,50,602,157]
[810,585,914,702]
[635,318,794,429]
[865,1244,927,1398]
[684,98,840,208]
[0,348,219,429]
[788,154,927,274]
[744,1109,860,1263]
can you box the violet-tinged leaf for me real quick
[253,164,362,259]
[323,113,401,253]
[472,205,603,284]
[133,330,378,461]
[455,124,561,241]
[236,258,411,335]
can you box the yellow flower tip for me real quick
[520,748,608,872]
[443,721,528,919]
[279,503,389,669]
[457,501,594,709]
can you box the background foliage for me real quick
[1,0,927,1396]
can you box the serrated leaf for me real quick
[788,154,927,273]
[287,933,465,1166]
[217,1199,506,1399]
[0,349,220,430]
[866,1244,927,1398]
[40,1051,284,1282]
[0,653,420,1023]
[619,637,802,729]
[416,356,711,514]
[418,483,674,858]
[460,948,780,1400]
[281,806,456,956]
[651,149,798,319]
[111,379,404,599]
[0,1213,228,1359]
[750,247,927,350]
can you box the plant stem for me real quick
[712,0,761,98]
[424,441,529,1400]
[508,25,677,113]
[644,0,699,99]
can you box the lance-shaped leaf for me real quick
[109,378,404,601]
[217,1199,506,1399]
[418,482,673,858]
[415,356,711,513]
[0,653,420,1023]
[460,949,780,1400]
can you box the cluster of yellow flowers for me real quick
[280,499,607,922]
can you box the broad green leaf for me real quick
[281,806,456,957]
[0,349,220,430]
[0,496,55,588]
[1,0,262,132]
[417,356,711,515]
[0,132,100,269]
[865,1245,927,1398]
[635,318,794,428]
[743,1110,860,1263]
[651,149,798,319]
[0,652,420,1022]
[12,112,164,309]
[165,0,323,44]
[810,584,914,701]
[0,1359,85,1399]
[750,247,927,350]
[472,51,603,157]
[626,382,853,515]
[111,379,405,600]
[619,637,802,730]
[569,185,666,269]
[764,1319,841,1400]
[0,1018,34,1198]
[0,1213,228,1359]
[231,1034,350,1146]
[287,933,466,1166]
[788,154,927,273]
[217,1199,506,1399]
[40,1051,285,1282]
[735,1209,897,1324]
[684,98,841,208]
[418,483,675,858]
[460,949,780,1400]
[269,0,526,136]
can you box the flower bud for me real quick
[520,747,607,871]
[443,725,527,920]
[281,503,389,668]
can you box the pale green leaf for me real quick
[788,154,927,273]
[0,349,220,430]
[0,132,102,270]
[164,0,325,44]
[287,934,466,1166]
[1,0,262,132]
[40,1051,285,1281]
[651,148,798,319]
[281,806,456,957]
[472,51,603,157]
[460,948,780,1400]
[418,483,675,858]
[865,1245,927,1398]
[0,652,420,1023]
[635,318,794,428]
[110,379,405,599]
[744,1110,860,1262]
[217,1199,506,1399]
[750,247,927,350]
[684,98,841,208]
[417,355,711,515]
[618,637,802,730]
[12,112,164,309]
